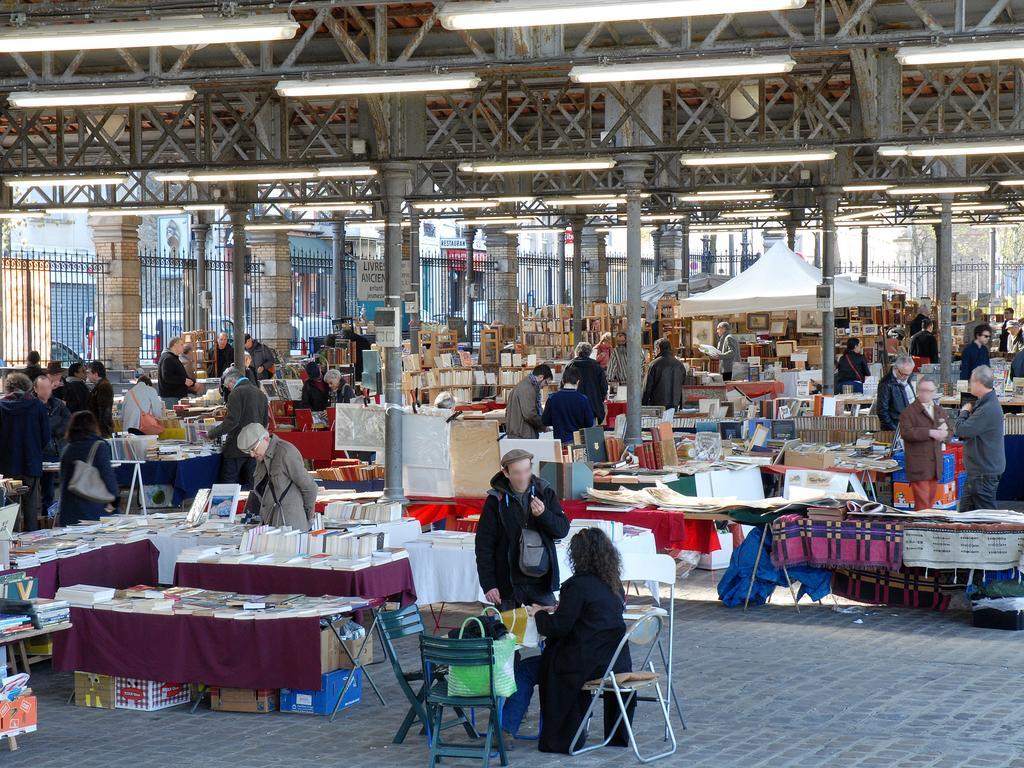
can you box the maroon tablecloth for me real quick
[173,558,416,605]
[53,607,323,689]
[2,541,159,598]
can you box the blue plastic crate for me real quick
[957,471,967,499]
[280,668,361,716]
[891,452,955,484]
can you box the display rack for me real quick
[521,304,573,360]
[417,329,458,368]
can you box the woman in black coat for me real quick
[836,337,871,394]
[299,361,330,411]
[527,528,634,754]
[58,411,118,526]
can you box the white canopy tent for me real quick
[677,241,884,317]
[641,273,730,312]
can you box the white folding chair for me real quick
[569,613,678,763]
[620,553,685,730]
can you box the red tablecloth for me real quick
[418,496,719,554]
[173,558,416,605]
[727,381,785,399]
[604,401,628,427]
[561,500,719,554]
[272,430,336,463]
[53,607,323,689]
[2,541,159,599]
[407,497,485,526]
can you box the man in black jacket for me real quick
[244,334,276,381]
[62,362,90,413]
[475,449,570,610]
[909,319,938,364]
[876,356,917,432]
[563,342,608,424]
[86,361,114,438]
[207,367,269,487]
[642,337,686,410]
[158,337,194,406]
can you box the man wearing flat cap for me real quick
[475,448,570,610]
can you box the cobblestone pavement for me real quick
[6,570,1024,768]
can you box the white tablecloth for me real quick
[407,529,657,606]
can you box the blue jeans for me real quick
[502,653,541,734]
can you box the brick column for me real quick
[248,230,292,357]
[581,228,608,304]
[659,226,683,282]
[486,230,519,327]
[90,216,141,370]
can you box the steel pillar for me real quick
[570,214,585,342]
[937,198,954,386]
[619,155,648,449]
[332,218,347,321]
[409,210,421,354]
[860,227,869,284]
[821,188,839,395]
[465,225,476,351]
[228,204,248,371]
[381,164,411,504]
[191,215,211,331]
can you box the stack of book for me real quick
[0,613,33,636]
[417,531,476,550]
[323,500,403,523]
[54,585,116,607]
[32,598,71,628]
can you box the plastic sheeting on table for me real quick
[334,403,387,452]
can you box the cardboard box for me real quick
[280,669,361,716]
[115,678,191,711]
[0,695,37,733]
[24,637,52,656]
[210,687,278,713]
[74,672,116,709]
[783,449,835,470]
[320,628,373,673]
[893,479,959,510]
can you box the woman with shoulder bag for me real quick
[236,423,319,529]
[59,411,119,526]
[836,338,872,394]
[121,373,166,435]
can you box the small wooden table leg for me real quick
[7,735,17,751]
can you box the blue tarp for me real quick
[717,526,832,607]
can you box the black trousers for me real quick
[15,476,41,532]
[220,456,257,489]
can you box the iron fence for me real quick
[0,249,102,367]
[603,253,658,302]
[139,246,263,364]
[419,249,498,342]
[835,260,1024,301]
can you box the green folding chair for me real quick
[420,633,508,768]
[377,603,476,745]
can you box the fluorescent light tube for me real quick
[460,159,616,173]
[998,179,1024,187]
[678,191,773,202]
[0,14,298,53]
[191,168,318,182]
[897,41,1024,67]
[247,222,318,231]
[5,173,128,188]
[9,86,196,109]
[881,141,1024,158]
[411,200,498,210]
[887,185,988,196]
[88,207,185,216]
[456,216,537,226]
[544,196,627,205]
[570,55,795,83]
[507,228,566,234]
[0,211,44,219]
[276,73,480,98]
[182,204,225,212]
[153,171,191,182]
[316,166,378,178]
[440,0,807,30]
[718,209,789,218]
[681,149,835,166]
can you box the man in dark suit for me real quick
[86,361,115,438]
[909,318,938,364]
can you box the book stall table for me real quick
[173,558,416,606]
[3,623,72,675]
[2,541,160,599]
[54,608,325,690]
[114,453,222,508]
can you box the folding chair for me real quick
[570,613,678,764]
[376,604,476,744]
[620,553,685,730]
[420,633,508,768]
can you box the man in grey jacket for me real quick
[954,365,1005,511]
[715,321,741,381]
[207,367,269,487]
[505,364,552,439]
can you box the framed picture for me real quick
[796,310,823,334]
[207,483,242,523]
[691,319,715,348]
[862,323,879,336]
[769,319,788,335]
[850,322,863,335]
[746,312,770,332]
[835,307,850,320]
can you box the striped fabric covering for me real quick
[831,567,951,611]
[770,514,903,571]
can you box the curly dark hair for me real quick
[568,528,624,599]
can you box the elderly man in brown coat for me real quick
[897,377,951,511]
